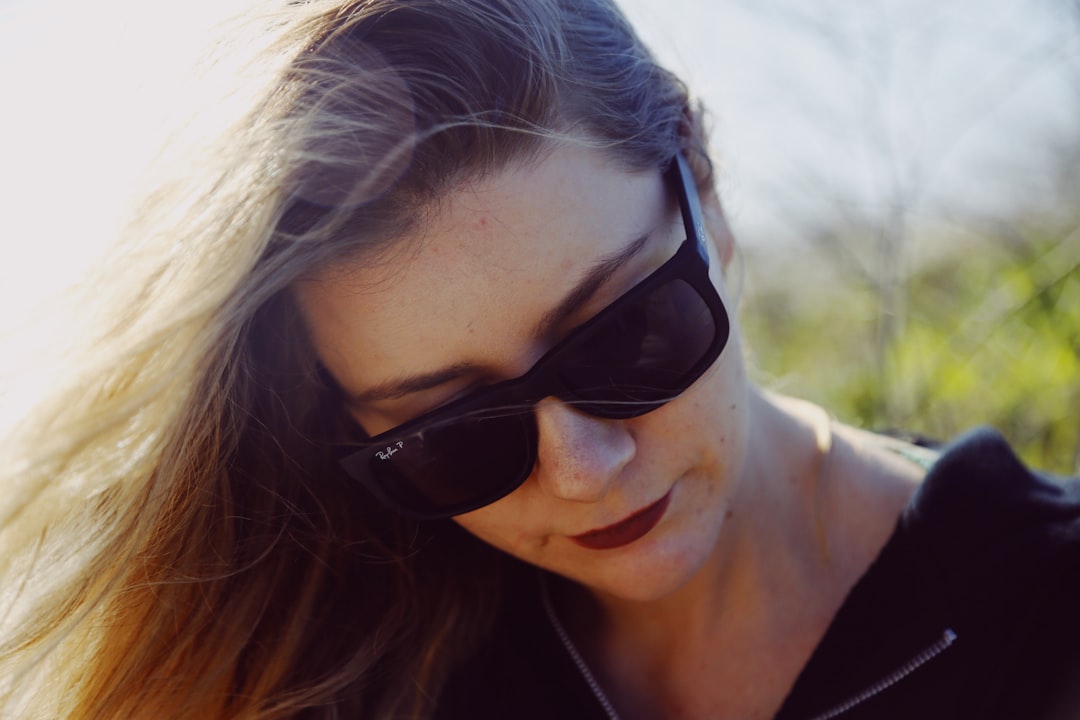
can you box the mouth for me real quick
[569,490,672,550]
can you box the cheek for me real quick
[451,334,749,558]
[672,330,750,475]
[681,324,746,417]
[451,498,549,556]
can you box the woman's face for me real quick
[297,144,750,603]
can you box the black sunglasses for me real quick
[338,154,730,520]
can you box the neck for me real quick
[555,389,852,718]
[595,389,837,630]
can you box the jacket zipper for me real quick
[804,628,958,720]
[542,570,956,720]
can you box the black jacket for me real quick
[437,428,1080,719]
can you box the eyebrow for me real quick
[345,362,479,404]
[531,232,652,340]
[345,232,653,406]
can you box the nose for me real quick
[532,397,636,503]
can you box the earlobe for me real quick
[702,192,736,269]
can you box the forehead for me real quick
[295,144,668,395]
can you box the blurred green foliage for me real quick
[741,218,1080,476]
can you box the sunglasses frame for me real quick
[338,153,730,519]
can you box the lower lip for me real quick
[570,491,672,550]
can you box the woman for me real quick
[1,0,1078,718]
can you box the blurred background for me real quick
[1,0,1078,472]
[620,0,1080,474]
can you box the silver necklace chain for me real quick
[539,571,622,720]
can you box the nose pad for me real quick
[532,397,636,503]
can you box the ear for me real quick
[701,190,735,269]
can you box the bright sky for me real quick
[0,0,1077,285]
[620,0,1080,244]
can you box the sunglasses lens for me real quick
[559,278,718,416]
[364,410,534,516]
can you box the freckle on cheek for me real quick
[725,510,734,520]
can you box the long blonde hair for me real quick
[0,1,711,717]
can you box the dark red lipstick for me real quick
[570,491,672,550]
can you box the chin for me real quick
[565,519,724,603]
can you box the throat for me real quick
[541,397,863,719]
[543,536,848,720]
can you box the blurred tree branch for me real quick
[737,0,1080,473]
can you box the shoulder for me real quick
[902,426,1080,553]
[887,427,1080,717]
[780,428,1080,720]
[894,427,1080,640]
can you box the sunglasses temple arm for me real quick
[672,155,709,265]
